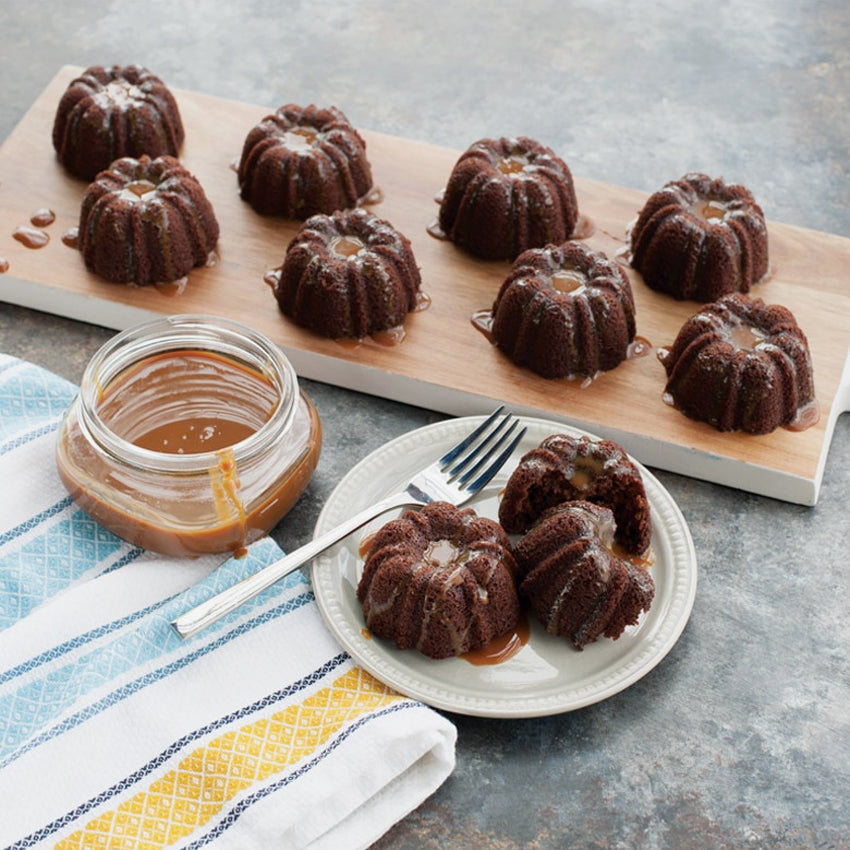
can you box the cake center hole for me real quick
[498,154,529,175]
[125,180,158,200]
[570,455,605,490]
[551,269,587,294]
[331,235,365,258]
[692,197,728,221]
[283,126,318,149]
[103,79,143,107]
[423,539,463,568]
[727,322,765,351]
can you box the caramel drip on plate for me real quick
[462,614,531,666]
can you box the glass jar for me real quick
[56,314,321,557]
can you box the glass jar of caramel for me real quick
[56,315,321,557]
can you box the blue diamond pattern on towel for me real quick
[0,356,77,444]
[0,505,133,630]
[0,355,140,632]
[0,537,303,768]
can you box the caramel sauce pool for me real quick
[99,350,280,452]
[461,615,530,666]
[13,225,49,248]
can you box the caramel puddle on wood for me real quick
[10,207,56,251]
[13,225,49,248]
[30,208,56,227]
[155,276,189,297]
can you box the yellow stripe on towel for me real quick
[56,668,403,849]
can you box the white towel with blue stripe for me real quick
[0,353,456,850]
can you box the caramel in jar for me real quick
[56,316,321,557]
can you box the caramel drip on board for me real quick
[570,213,596,239]
[12,225,49,248]
[426,219,446,240]
[362,186,384,205]
[470,310,495,343]
[263,268,281,288]
[62,227,79,248]
[30,208,56,227]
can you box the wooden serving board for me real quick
[1,66,848,505]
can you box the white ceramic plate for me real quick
[310,415,698,718]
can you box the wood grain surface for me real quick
[1,66,848,504]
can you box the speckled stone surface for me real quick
[1,2,848,847]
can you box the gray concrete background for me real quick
[1,2,848,847]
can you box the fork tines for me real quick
[441,407,526,494]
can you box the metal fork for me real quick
[171,407,525,639]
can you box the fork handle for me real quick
[170,490,419,640]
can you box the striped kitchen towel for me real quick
[0,353,456,849]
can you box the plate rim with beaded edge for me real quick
[309,415,698,718]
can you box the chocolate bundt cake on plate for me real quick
[513,500,655,650]
[499,432,652,559]
[357,501,520,659]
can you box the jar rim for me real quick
[77,314,298,473]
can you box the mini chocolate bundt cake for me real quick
[237,103,373,218]
[53,65,185,181]
[357,501,520,659]
[659,293,817,434]
[630,172,769,301]
[490,241,637,379]
[78,155,219,285]
[273,208,421,338]
[499,433,652,558]
[437,136,579,261]
[514,501,655,650]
